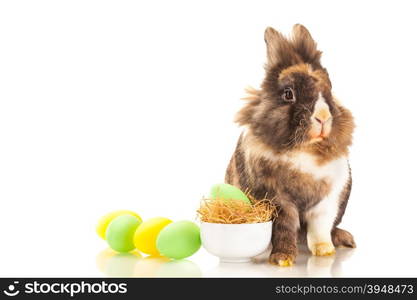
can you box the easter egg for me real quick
[210,183,251,204]
[133,217,172,255]
[96,210,142,239]
[156,220,201,259]
[106,215,142,253]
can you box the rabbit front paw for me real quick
[269,252,295,267]
[310,242,335,256]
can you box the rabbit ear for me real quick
[264,27,299,68]
[291,24,322,65]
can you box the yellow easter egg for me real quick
[96,210,142,240]
[133,217,172,255]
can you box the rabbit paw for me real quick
[311,242,335,256]
[269,252,295,267]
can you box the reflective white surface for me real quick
[2,210,415,278]
[93,238,417,277]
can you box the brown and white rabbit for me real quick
[225,24,355,266]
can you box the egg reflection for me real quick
[96,248,117,274]
[96,248,142,277]
[133,256,171,277]
[155,260,202,277]
[97,249,202,277]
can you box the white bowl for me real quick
[200,221,272,263]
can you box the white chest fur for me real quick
[280,152,349,183]
[281,151,350,252]
[280,151,350,220]
[242,132,350,212]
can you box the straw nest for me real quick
[197,196,277,224]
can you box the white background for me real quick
[1,0,416,277]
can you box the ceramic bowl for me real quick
[200,221,272,263]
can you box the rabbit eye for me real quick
[283,88,295,102]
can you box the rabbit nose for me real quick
[314,117,323,124]
[313,109,332,124]
[312,93,332,125]
[314,115,331,124]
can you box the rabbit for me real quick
[225,24,356,267]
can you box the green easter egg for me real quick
[106,215,141,253]
[210,183,251,204]
[156,221,201,259]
